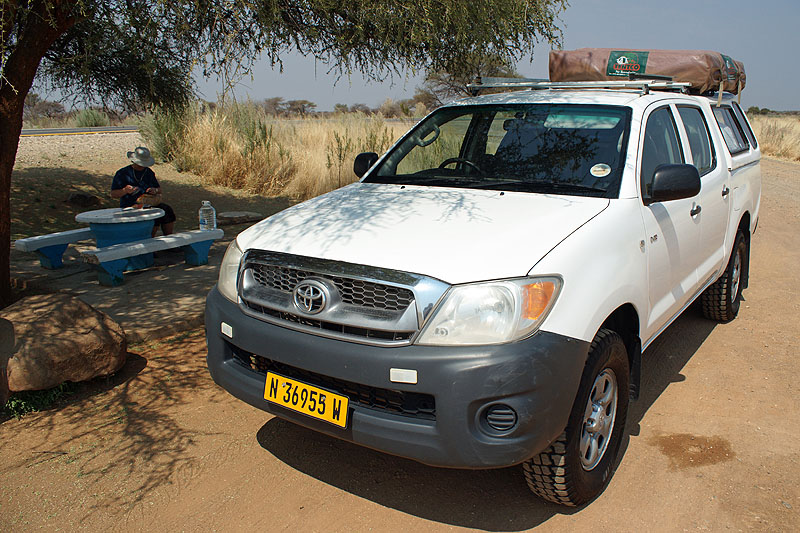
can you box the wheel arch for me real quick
[598,303,642,400]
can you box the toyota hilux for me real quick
[205,78,761,505]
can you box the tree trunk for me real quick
[0,1,79,308]
[0,90,25,308]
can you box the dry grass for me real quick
[749,115,800,161]
[171,105,412,200]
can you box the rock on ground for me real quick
[1,294,127,392]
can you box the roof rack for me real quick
[466,77,693,97]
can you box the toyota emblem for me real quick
[293,280,328,314]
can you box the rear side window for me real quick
[713,107,749,155]
[641,107,684,199]
[732,102,759,149]
[677,106,715,176]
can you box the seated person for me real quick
[111,146,176,237]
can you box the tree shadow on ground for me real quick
[255,302,719,530]
[10,166,292,240]
[0,330,228,525]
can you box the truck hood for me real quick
[237,183,609,285]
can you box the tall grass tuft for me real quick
[74,108,110,127]
[141,107,194,165]
[749,115,800,161]
[167,103,411,199]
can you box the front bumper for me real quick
[205,286,589,468]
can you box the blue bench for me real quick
[14,227,95,269]
[81,229,225,286]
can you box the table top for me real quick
[75,207,165,224]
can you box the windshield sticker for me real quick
[590,163,612,178]
[606,51,649,77]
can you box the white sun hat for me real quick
[127,146,155,167]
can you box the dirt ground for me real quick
[1,143,799,531]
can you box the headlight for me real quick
[415,277,561,346]
[218,240,243,302]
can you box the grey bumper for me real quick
[205,286,589,468]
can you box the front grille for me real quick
[229,344,436,420]
[249,263,414,312]
[245,302,414,342]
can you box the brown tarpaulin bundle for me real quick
[549,49,746,94]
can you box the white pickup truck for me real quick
[206,80,761,506]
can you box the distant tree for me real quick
[747,106,761,115]
[349,103,374,115]
[262,97,288,116]
[23,92,65,120]
[420,51,523,106]
[413,101,429,118]
[333,103,349,114]
[0,0,568,306]
[411,89,441,112]
[379,98,404,118]
[286,100,317,116]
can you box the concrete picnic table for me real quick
[75,207,165,246]
[75,207,165,270]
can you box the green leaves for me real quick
[8,0,567,111]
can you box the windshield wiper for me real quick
[529,181,608,194]
[469,179,606,195]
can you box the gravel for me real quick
[14,132,144,169]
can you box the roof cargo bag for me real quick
[549,49,746,94]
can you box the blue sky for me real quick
[196,0,798,111]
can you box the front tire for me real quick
[701,231,748,322]
[522,329,629,506]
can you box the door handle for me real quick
[722,186,730,197]
[690,205,702,216]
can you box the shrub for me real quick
[140,106,194,164]
[74,108,110,127]
[4,382,77,419]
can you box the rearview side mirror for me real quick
[353,152,379,178]
[646,164,701,205]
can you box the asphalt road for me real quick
[19,125,139,137]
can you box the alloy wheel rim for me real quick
[580,368,618,471]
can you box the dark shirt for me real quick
[111,165,160,208]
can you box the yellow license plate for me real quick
[264,372,349,428]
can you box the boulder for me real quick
[67,192,101,208]
[0,294,127,392]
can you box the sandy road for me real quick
[1,158,798,532]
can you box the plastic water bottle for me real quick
[199,200,216,231]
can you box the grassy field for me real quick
[749,115,800,161]
[141,106,415,201]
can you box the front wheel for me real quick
[522,329,629,506]
[701,231,748,322]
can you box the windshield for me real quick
[365,104,632,197]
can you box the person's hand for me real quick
[124,185,139,194]
[146,187,158,194]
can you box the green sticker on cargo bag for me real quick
[607,51,649,77]
[721,54,738,81]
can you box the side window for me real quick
[641,107,684,199]
[712,107,749,155]
[677,106,716,176]
[732,102,759,149]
